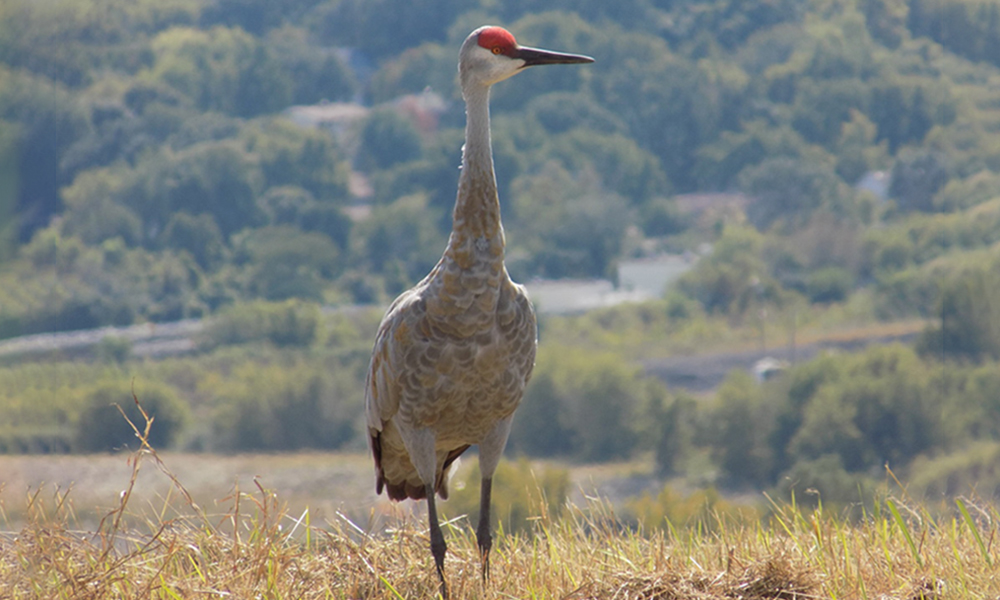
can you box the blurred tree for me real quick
[258,185,353,250]
[676,226,784,315]
[144,26,292,117]
[932,170,1000,212]
[0,125,19,262]
[739,157,849,230]
[589,30,727,191]
[526,92,627,136]
[266,25,358,104]
[258,185,317,226]
[509,163,631,280]
[357,106,423,171]
[710,371,776,487]
[0,68,90,240]
[233,225,340,301]
[834,109,888,184]
[790,345,942,470]
[212,363,355,451]
[890,149,949,212]
[640,197,688,238]
[200,0,328,35]
[200,299,320,349]
[312,0,468,59]
[74,380,189,452]
[60,166,143,245]
[242,118,349,201]
[368,42,454,103]
[917,267,1000,362]
[694,121,816,190]
[128,141,263,238]
[805,266,854,303]
[791,78,867,147]
[545,129,671,203]
[359,193,446,283]
[161,212,226,270]
[651,391,697,477]
[509,372,576,457]
[861,0,909,48]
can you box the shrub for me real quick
[805,266,854,303]
[775,454,876,509]
[627,484,758,530]
[200,300,320,349]
[74,381,189,452]
[445,458,570,533]
[210,364,356,451]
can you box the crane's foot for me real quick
[476,525,492,583]
[431,524,448,598]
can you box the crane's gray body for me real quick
[365,34,538,501]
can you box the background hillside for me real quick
[3,0,1000,513]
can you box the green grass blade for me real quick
[886,498,923,567]
[379,576,406,600]
[956,498,993,566]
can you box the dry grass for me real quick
[1,400,999,598]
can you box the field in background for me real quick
[0,451,667,532]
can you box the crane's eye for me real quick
[492,46,503,55]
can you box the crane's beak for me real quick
[514,46,595,68]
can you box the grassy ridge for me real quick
[2,407,998,598]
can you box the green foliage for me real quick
[509,345,657,462]
[210,362,357,451]
[236,227,339,301]
[357,107,424,171]
[200,300,321,349]
[805,267,854,303]
[144,26,292,117]
[627,485,758,531]
[4,0,1000,338]
[445,458,570,533]
[775,454,875,508]
[676,226,792,316]
[95,336,133,364]
[739,157,850,230]
[508,164,632,280]
[908,441,1000,498]
[709,371,778,486]
[241,118,349,201]
[916,265,1000,362]
[0,67,90,240]
[358,194,447,288]
[74,380,189,452]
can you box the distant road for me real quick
[0,315,923,394]
[642,329,921,394]
[0,319,203,360]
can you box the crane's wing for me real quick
[364,289,415,493]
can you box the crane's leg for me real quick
[399,426,448,598]
[425,484,448,599]
[476,415,514,583]
[477,476,493,582]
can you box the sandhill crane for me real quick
[365,25,593,597]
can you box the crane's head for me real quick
[459,26,594,90]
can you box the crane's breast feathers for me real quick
[365,281,537,437]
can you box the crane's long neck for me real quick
[450,84,504,250]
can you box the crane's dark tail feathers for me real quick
[372,433,471,502]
